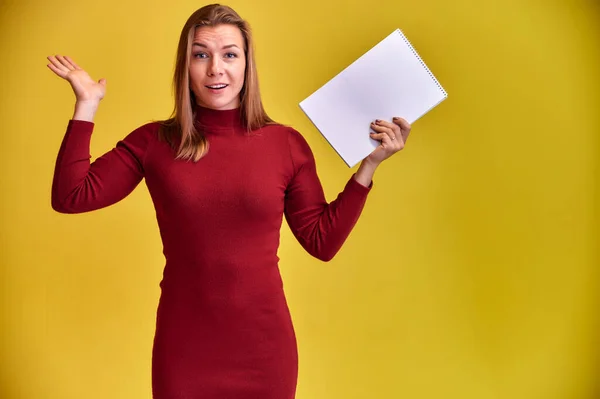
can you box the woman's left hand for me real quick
[365,117,411,165]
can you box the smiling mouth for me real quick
[205,84,228,90]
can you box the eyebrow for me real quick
[192,43,241,50]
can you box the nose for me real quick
[207,57,223,77]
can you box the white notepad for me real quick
[299,29,448,168]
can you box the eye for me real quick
[224,52,238,59]
[193,52,208,59]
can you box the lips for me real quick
[205,84,228,90]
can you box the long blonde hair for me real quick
[158,4,275,162]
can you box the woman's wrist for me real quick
[72,100,100,122]
[354,158,379,187]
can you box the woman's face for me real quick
[189,24,246,110]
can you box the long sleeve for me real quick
[51,119,153,214]
[284,129,372,262]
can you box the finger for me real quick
[56,55,76,71]
[47,61,70,78]
[64,56,82,70]
[369,132,396,148]
[47,62,68,78]
[392,117,410,130]
[376,119,403,142]
[369,132,388,143]
[392,117,411,131]
[392,117,411,142]
[47,55,70,74]
[375,119,401,132]
[371,120,397,141]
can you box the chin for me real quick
[198,97,239,111]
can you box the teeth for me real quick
[207,84,227,89]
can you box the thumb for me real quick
[98,78,107,86]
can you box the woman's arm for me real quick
[51,120,152,214]
[284,129,372,262]
[284,117,411,261]
[48,55,151,214]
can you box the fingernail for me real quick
[375,119,380,124]
[393,117,399,120]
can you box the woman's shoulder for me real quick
[132,120,163,135]
[122,120,164,142]
[257,123,314,166]
[258,122,308,145]
[116,121,164,155]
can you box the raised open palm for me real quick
[47,55,106,103]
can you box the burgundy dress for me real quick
[51,106,372,398]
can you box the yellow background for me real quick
[1,0,598,398]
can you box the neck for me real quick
[194,105,244,133]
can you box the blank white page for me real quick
[299,29,447,168]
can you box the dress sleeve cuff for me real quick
[345,173,373,195]
[67,119,95,134]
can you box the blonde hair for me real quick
[158,4,275,162]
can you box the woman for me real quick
[47,4,410,398]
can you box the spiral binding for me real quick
[396,29,447,97]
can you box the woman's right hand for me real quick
[47,55,106,104]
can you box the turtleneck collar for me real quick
[194,105,245,134]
